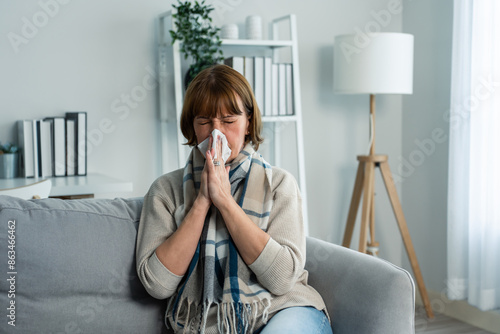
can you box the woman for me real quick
[136,64,331,334]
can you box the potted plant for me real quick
[0,142,19,179]
[170,0,224,88]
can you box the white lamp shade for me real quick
[334,32,414,94]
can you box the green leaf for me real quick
[169,0,224,70]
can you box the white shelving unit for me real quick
[157,12,309,231]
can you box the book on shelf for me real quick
[223,57,295,118]
[45,117,66,177]
[271,63,279,116]
[264,57,272,116]
[224,57,244,76]
[65,111,87,176]
[66,118,76,176]
[15,112,87,178]
[34,120,41,177]
[285,63,294,116]
[39,119,53,178]
[278,63,287,116]
[253,57,265,115]
[17,120,35,178]
[243,57,254,91]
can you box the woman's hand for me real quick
[206,135,232,209]
[196,138,213,209]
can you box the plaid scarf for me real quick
[166,144,273,333]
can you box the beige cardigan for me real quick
[136,166,328,333]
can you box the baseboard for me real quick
[415,289,500,334]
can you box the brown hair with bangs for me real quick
[180,64,263,150]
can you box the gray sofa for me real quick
[0,195,415,333]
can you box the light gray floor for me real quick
[415,308,494,334]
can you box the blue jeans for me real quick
[254,306,332,334]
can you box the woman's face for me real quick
[194,97,250,163]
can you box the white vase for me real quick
[245,15,262,40]
[0,153,18,179]
[221,24,239,39]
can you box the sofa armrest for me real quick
[305,237,415,334]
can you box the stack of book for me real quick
[17,112,87,178]
[224,57,294,117]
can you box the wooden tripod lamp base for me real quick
[342,154,435,319]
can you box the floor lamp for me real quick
[333,33,434,319]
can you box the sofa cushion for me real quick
[0,196,166,334]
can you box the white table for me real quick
[0,173,133,199]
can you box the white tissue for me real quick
[197,129,232,163]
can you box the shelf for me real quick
[48,173,133,196]
[159,39,293,49]
[157,13,309,231]
[262,115,298,122]
[0,173,133,197]
[221,39,293,48]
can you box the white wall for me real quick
[1,0,421,270]
[207,0,405,265]
[402,0,454,294]
[1,0,168,198]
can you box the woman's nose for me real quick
[210,120,222,132]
